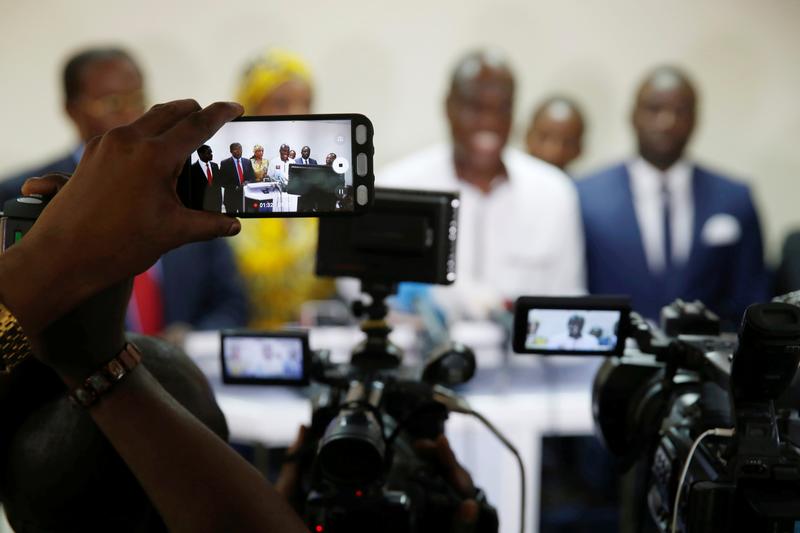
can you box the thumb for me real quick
[176,208,241,244]
[451,499,479,533]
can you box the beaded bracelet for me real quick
[70,343,142,408]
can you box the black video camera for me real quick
[1,195,49,252]
[512,295,800,533]
[222,188,499,533]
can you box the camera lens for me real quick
[318,408,385,486]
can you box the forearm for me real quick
[82,364,308,533]
[0,235,100,336]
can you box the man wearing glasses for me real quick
[0,46,249,337]
[0,47,145,202]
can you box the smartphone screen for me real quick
[182,114,373,217]
[220,331,310,385]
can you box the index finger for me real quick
[21,173,71,197]
[160,101,244,157]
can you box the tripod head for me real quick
[350,281,403,371]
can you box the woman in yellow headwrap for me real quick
[233,49,335,328]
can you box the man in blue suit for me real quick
[0,46,249,335]
[294,146,317,165]
[578,66,769,326]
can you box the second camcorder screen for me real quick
[513,296,630,355]
[525,308,621,353]
[187,115,373,217]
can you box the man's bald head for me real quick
[526,96,585,171]
[446,50,515,180]
[632,65,697,170]
[448,49,514,98]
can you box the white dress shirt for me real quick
[379,145,585,320]
[547,332,600,350]
[267,157,290,187]
[627,158,693,274]
[200,160,214,183]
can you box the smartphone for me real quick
[512,296,630,356]
[220,330,310,385]
[179,114,374,217]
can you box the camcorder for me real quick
[3,186,506,532]
[222,188,504,533]
[0,195,48,253]
[513,295,800,532]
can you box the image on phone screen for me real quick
[185,115,373,217]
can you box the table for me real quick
[242,182,298,213]
[184,325,603,533]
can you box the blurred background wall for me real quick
[1,0,798,259]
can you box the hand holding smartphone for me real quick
[179,114,374,217]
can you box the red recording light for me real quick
[315,525,324,532]
[355,489,364,497]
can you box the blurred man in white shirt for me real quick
[547,315,599,350]
[267,143,292,189]
[379,49,585,320]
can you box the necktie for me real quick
[205,163,213,184]
[131,266,164,335]
[236,159,244,184]
[661,180,672,273]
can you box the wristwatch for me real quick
[0,302,33,374]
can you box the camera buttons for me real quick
[356,185,368,205]
[17,197,43,204]
[356,153,368,177]
[355,124,368,145]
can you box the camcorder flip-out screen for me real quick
[512,296,630,355]
[178,114,374,217]
[220,330,310,385]
[315,187,459,284]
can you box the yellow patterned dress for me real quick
[232,48,335,328]
[230,217,334,329]
[251,157,269,181]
